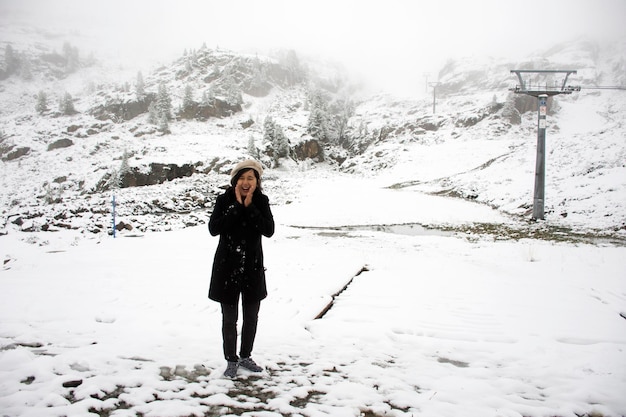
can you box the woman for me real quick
[208,159,275,378]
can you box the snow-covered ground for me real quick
[1,21,625,416]
[1,168,625,417]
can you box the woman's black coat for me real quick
[208,188,275,304]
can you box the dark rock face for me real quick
[120,163,197,188]
[3,146,30,161]
[94,162,201,193]
[47,138,74,151]
[178,98,243,121]
[90,94,155,122]
[294,139,323,161]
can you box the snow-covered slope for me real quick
[1,24,625,240]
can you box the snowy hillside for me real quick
[1,22,626,417]
[1,25,625,241]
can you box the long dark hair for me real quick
[230,167,262,192]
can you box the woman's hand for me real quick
[235,185,243,205]
[243,183,256,207]
[235,183,256,207]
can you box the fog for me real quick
[1,0,625,96]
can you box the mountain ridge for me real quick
[1,28,625,239]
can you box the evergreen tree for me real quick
[307,107,329,141]
[263,116,289,165]
[182,84,194,112]
[59,92,75,115]
[20,55,33,81]
[147,101,158,124]
[62,42,80,73]
[111,149,132,189]
[247,135,259,159]
[307,89,331,141]
[357,120,368,138]
[119,149,131,178]
[331,97,355,145]
[136,71,145,100]
[157,114,170,134]
[156,83,172,120]
[201,87,215,106]
[223,76,242,106]
[279,49,303,85]
[35,91,48,114]
[263,116,276,143]
[273,125,289,158]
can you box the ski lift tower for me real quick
[510,69,580,220]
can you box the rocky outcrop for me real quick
[90,94,155,122]
[294,139,323,161]
[47,138,74,151]
[3,146,30,161]
[120,163,198,188]
[178,99,242,120]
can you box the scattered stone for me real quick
[4,146,30,161]
[47,138,74,151]
[21,376,35,385]
[62,379,83,388]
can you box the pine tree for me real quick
[156,83,172,120]
[59,92,75,115]
[223,76,242,106]
[148,101,158,124]
[279,49,303,85]
[157,114,170,134]
[307,89,331,141]
[247,135,259,159]
[263,116,275,144]
[119,149,131,177]
[35,91,48,114]
[307,107,329,141]
[112,149,132,188]
[20,55,32,81]
[263,116,289,165]
[201,87,215,106]
[273,125,289,158]
[136,71,145,100]
[331,97,354,145]
[182,84,194,112]
[62,42,79,73]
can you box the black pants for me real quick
[221,300,261,362]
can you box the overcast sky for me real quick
[2,0,625,96]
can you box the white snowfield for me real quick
[1,173,625,417]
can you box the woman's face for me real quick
[237,170,258,197]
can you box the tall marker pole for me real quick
[112,194,116,238]
[533,94,548,220]
[428,82,440,114]
[510,70,579,220]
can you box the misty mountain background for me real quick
[1,19,625,239]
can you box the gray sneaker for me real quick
[223,361,238,378]
[239,357,263,372]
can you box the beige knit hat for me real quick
[230,159,264,179]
